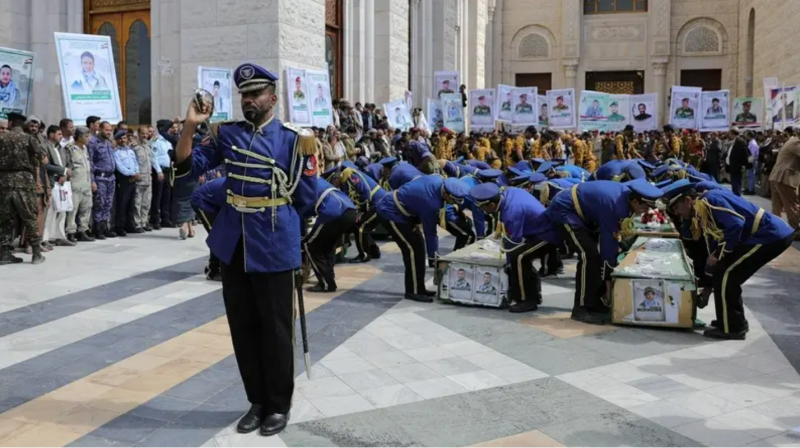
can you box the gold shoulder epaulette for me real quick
[283,123,316,155]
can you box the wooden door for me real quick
[515,73,552,93]
[681,69,722,91]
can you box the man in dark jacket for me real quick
[727,129,749,196]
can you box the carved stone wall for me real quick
[517,33,549,59]
[684,26,720,54]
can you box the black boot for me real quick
[260,412,289,436]
[704,327,746,340]
[571,307,607,325]
[67,233,78,243]
[94,223,106,240]
[0,251,24,265]
[31,244,46,265]
[509,300,538,313]
[76,231,95,242]
[404,293,433,303]
[115,227,128,237]
[104,223,117,238]
[236,404,265,434]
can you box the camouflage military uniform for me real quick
[0,129,41,258]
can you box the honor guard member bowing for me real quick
[191,176,227,281]
[442,160,486,239]
[388,161,423,190]
[304,176,357,292]
[661,180,794,340]
[473,168,508,233]
[591,159,648,182]
[172,63,317,436]
[378,156,400,190]
[338,161,387,263]
[545,179,664,324]
[376,175,471,302]
[405,140,438,175]
[528,172,580,207]
[470,183,562,312]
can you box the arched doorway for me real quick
[745,8,755,96]
[84,0,151,124]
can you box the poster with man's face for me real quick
[546,88,576,129]
[55,32,122,123]
[630,93,658,133]
[0,46,34,119]
[307,69,333,128]
[383,99,413,131]
[448,264,474,301]
[732,97,763,129]
[606,94,631,132]
[496,84,514,122]
[670,86,701,130]
[699,90,730,132]
[198,66,233,122]
[579,90,609,132]
[441,93,465,132]
[538,95,549,127]
[633,280,666,322]
[511,87,538,126]
[285,67,311,126]
[427,98,443,131]
[434,71,460,99]
[474,270,500,304]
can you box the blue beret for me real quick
[342,161,358,170]
[624,178,665,201]
[637,160,656,171]
[469,182,501,204]
[477,168,503,180]
[528,172,547,184]
[113,130,127,140]
[379,156,398,166]
[444,178,470,199]
[507,167,529,178]
[355,156,369,168]
[536,161,556,173]
[455,156,466,164]
[234,63,278,93]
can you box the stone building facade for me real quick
[0,0,797,127]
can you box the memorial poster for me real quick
[286,67,311,126]
[546,88,576,130]
[197,66,233,122]
[0,46,34,119]
[307,69,333,128]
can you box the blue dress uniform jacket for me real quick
[174,118,317,273]
[685,166,714,182]
[314,177,356,224]
[389,162,423,190]
[192,176,227,216]
[593,160,645,182]
[340,167,387,211]
[546,181,634,272]
[457,174,486,238]
[696,189,794,258]
[364,163,383,183]
[536,178,581,205]
[499,188,561,254]
[555,165,590,180]
[376,174,447,260]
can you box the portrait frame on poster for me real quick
[447,263,474,302]
[606,94,631,133]
[670,86,701,130]
[511,87,538,127]
[731,97,763,130]
[632,279,667,323]
[54,32,123,124]
[307,69,333,128]
[546,88,576,130]
[197,66,233,122]
[699,90,731,132]
[0,46,35,119]
[434,71,460,100]
[469,88,496,132]
[631,93,658,133]
[496,84,515,123]
[427,98,443,132]
[286,67,312,126]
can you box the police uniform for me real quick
[173,64,317,434]
[592,159,647,182]
[545,180,664,324]
[662,181,794,339]
[88,132,117,238]
[0,122,44,264]
[471,184,562,313]
[191,176,227,280]
[304,177,357,292]
[388,162,423,191]
[112,131,140,236]
[376,175,470,301]
[340,163,387,262]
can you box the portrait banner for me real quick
[632,280,667,323]
[496,84,515,122]
[473,269,501,305]
[511,87,537,126]
[404,90,413,111]
[699,90,730,132]
[546,88,576,130]
[763,77,779,127]
[670,86,701,130]
[768,86,798,130]
[197,66,232,122]
[285,67,311,126]
[469,88,495,132]
[441,93,465,133]
[538,94,549,127]
[383,99,413,131]
[0,46,34,119]
[306,69,333,128]
[448,264,474,302]
[731,97,763,130]
[606,94,631,132]
[54,32,122,124]
[427,98,443,131]
[630,93,658,132]
[578,90,609,132]
[434,71,460,99]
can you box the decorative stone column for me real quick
[485,2,494,87]
[492,0,503,88]
[563,61,579,90]
[652,59,669,126]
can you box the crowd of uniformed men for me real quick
[2,61,798,437]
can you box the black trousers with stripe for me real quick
[559,224,606,312]
[387,220,427,295]
[303,210,357,290]
[193,206,220,272]
[221,240,295,414]
[708,236,792,334]
[506,239,551,304]
[354,208,382,260]
[445,215,476,252]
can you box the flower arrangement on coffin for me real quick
[641,209,667,226]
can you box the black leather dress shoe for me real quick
[404,293,433,303]
[703,328,746,340]
[422,290,436,297]
[236,405,265,434]
[509,300,538,313]
[570,307,607,325]
[260,412,289,436]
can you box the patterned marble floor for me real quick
[0,225,798,447]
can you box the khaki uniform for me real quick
[132,138,154,229]
[0,129,41,252]
[65,142,94,234]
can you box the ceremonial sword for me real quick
[295,269,312,379]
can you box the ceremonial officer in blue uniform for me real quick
[304,176,357,292]
[338,162,387,262]
[363,159,383,183]
[545,179,664,324]
[405,140,438,175]
[379,156,399,190]
[528,172,581,207]
[662,180,794,340]
[470,183,562,313]
[173,63,317,436]
[440,159,478,179]
[376,175,471,302]
[388,161,423,190]
[191,176,227,281]
[591,159,647,182]
[444,161,486,239]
